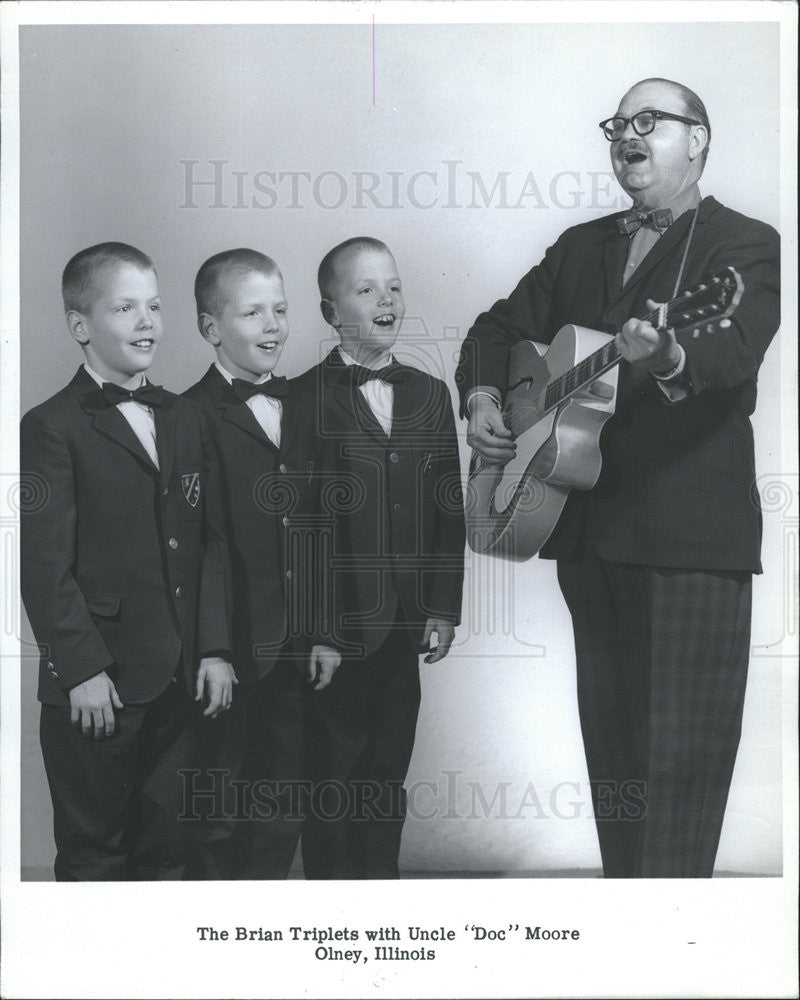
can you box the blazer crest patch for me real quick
[181,472,201,508]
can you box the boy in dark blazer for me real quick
[184,248,340,878]
[293,236,465,878]
[20,242,234,881]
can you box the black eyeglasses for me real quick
[598,109,702,141]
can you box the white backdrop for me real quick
[15,19,787,878]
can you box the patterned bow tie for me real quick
[616,208,674,236]
[231,376,289,402]
[101,381,164,408]
[345,362,408,388]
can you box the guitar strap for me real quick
[671,204,701,300]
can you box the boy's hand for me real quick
[305,645,342,691]
[422,619,455,664]
[196,656,237,718]
[69,671,124,740]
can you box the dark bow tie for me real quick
[100,381,164,408]
[231,376,289,402]
[616,208,674,236]
[345,362,407,388]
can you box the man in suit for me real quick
[293,236,466,878]
[184,247,340,878]
[21,242,234,880]
[456,79,780,877]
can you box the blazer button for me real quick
[168,537,179,549]
[279,463,288,474]
[51,671,59,679]
[285,570,293,581]
[46,661,55,670]
[175,586,183,598]
[389,452,400,463]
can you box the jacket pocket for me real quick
[85,593,122,619]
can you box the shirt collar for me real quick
[83,363,146,390]
[214,361,272,386]
[337,346,394,370]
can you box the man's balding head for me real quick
[621,78,711,164]
[611,78,710,209]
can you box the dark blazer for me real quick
[292,350,466,657]
[183,365,326,682]
[455,196,781,572]
[20,367,231,706]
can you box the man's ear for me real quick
[66,310,89,346]
[320,298,339,328]
[197,313,220,345]
[688,124,709,162]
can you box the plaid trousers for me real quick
[557,556,752,878]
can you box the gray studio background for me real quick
[18,22,785,877]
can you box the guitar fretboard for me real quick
[540,269,740,413]
[544,341,621,411]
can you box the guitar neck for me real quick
[541,279,730,412]
[543,339,622,411]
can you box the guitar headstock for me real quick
[660,267,744,335]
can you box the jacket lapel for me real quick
[153,395,176,488]
[325,352,390,445]
[602,226,630,306]
[388,369,421,443]
[202,365,279,452]
[74,369,160,474]
[278,392,298,459]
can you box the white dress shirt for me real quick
[84,364,159,468]
[215,361,282,448]
[337,346,394,437]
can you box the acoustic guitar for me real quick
[466,267,744,561]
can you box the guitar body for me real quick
[465,267,743,562]
[466,324,619,561]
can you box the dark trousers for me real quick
[40,678,233,881]
[557,556,752,878]
[302,623,421,879]
[227,659,306,879]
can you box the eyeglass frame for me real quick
[598,109,702,141]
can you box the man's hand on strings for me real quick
[616,298,682,375]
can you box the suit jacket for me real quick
[455,196,781,572]
[184,365,328,683]
[292,351,466,657]
[20,367,231,706]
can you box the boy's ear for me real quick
[320,298,339,328]
[66,310,89,346]
[197,313,220,345]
